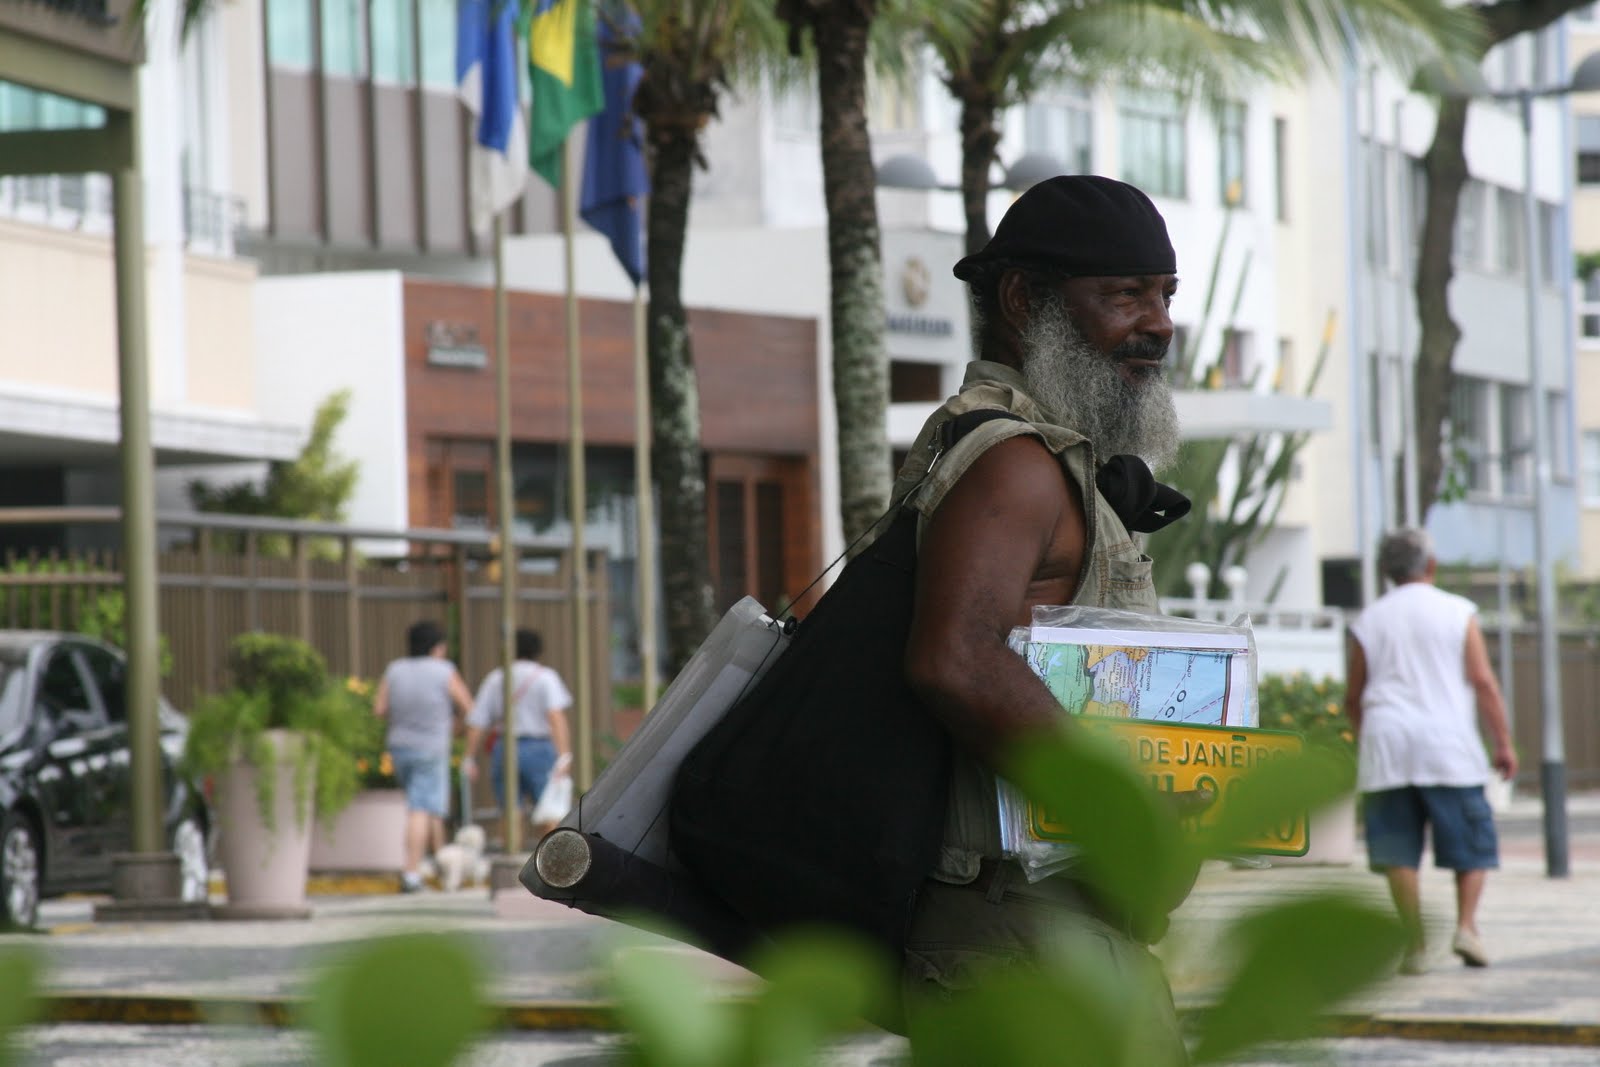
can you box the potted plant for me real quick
[1259,672,1358,866]
[309,678,410,874]
[183,633,362,917]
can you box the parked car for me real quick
[0,632,210,927]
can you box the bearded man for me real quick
[895,176,1189,1062]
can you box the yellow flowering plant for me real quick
[1258,673,1355,762]
[342,676,400,790]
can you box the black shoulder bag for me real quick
[668,409,1026,958]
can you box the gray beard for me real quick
[1019,298,1181,472]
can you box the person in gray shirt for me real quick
[374,619,474,892]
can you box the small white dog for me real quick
[429,823,491,892]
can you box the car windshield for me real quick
[0,662,25,741]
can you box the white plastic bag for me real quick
[531,774,574,826]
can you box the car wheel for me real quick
[0,813,41,929]
[171,816,209,904]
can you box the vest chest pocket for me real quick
[1099,551,1156,609]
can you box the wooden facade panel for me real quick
[401,278,824,601]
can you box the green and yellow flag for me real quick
[527,0,604,187]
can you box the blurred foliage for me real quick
[182,633,364,833]
[0,558,173,677]
[303,933,489,1067]
[0,946,42,1067]
[1258,673,1355,761]
[188,390,358,559]
[601,724,1398,1066]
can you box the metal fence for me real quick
[0,507,613,759]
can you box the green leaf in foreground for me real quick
[0,946,43,1067]
[743,930,895,1067]
[1195,746,1355,861]
[304,933,488,1067]
[610,941,739,1067]
[1006,725,1196,940]
[907,947,1150,1067]
[1191,894,1405,1064]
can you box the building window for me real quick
[1448,376,1490,495]
[1119,89,1186,199]
[1024,81,1093,175]
[868,67,922,134]
[1221,328,1252,387]
[371,0,417,84]
[1582,431,1600,505]
[1494,186,1524,275]
[321,0,367,78]
[1549,391,1573,483]
[1581,270,1600,340]
[0,83,102,130]
[1579,116,1600,185]
[1454,179,1486,270]
[1499,384,1532,498]
[418,0,456,88]
[1218,101,1246,207]
[266,0,314,69]
[889,360,943,403]
[1365,142,1391,270]
[1273,116,1288,222]
[1540,202,1563,286]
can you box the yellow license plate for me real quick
[1030,719,1309,855]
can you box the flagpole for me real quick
[493,214,521,855]
[563,137,593,792]
[633,282,658,710]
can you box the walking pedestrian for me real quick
[374,619,475,892]
[1346,527,1518,974]
[462,628,573,838]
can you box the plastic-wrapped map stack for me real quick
[998,606,1306,879]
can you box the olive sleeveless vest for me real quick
[888,361,1161,882]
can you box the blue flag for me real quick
[457,0,528,234]
[580,6,648,286]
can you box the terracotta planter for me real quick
[310,788,408,873]
[1271,792,1358,867]
[212,729,316,918]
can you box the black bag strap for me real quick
[779,409,1026,625]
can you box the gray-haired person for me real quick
[1345,528,1517,974]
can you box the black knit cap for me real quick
[952,175,1176,282]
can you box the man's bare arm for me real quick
[1463,618,1518,780]
[1344,637,1366,736]
[904,435,1084,769]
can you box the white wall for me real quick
[252,272,410,531]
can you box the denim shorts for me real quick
[390,746,449,818]
[1363,784,1499,872]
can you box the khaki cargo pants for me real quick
[900,865,1188,1066]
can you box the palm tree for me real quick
[776,0,977,544]
[1411,0,1591,517]
[622,0,791,670]
[929,0,1482,257]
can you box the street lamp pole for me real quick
[1514,87,1568,877]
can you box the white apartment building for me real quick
[1289,27,1580,605]
[1568,4,1600,577]
[0,0,299,549]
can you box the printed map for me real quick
[1016,639,1252,728]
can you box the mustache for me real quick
[1111,337,1170,363]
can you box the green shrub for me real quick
[1258,673,1354,761]
[182,632,363,833]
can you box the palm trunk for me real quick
[1412,98,1469,519]
[1409,0,1588,519]
[956,80,1002,257]
[814,4,892,544]
[644,124,716,672]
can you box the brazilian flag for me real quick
[527,0,605,188]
